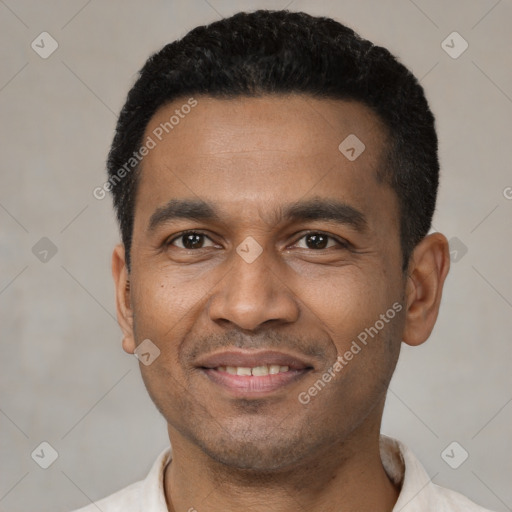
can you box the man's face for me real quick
[122,95,407,470]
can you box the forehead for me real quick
[145,94,387,158]
[134,94,395,232]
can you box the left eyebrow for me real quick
[147,197,368,234]
[280,197,368,233]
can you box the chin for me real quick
[190,417,322,472]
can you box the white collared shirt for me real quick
[70,435,495,511]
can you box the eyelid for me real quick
[166,230,217,248]
[289,230,351,250]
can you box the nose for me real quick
[207,244,300,332]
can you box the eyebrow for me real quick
[147,197,368,233]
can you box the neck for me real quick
[163,416,399,512]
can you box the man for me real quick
[76,9,494,512]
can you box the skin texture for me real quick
[112,95,450,512]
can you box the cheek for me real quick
[130,271,200,407]
[130,266,210,337]
[294,263,403,386]
[295,264,391,337]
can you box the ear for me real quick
[402,233,451,346]
[112,243,136,354]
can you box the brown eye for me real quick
[294,232,344,250]
[168,231,216,249]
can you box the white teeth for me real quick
[251,365,269,376]
[216,364,291,375]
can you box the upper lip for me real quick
[196,349,314,370]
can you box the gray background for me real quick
[0,0,511,511]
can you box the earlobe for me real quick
[122,336,135,354]
[402,233,450,347]
[112,244,136,354]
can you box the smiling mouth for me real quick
[196,349,315,396]
[200,364,313,399]
[209,364,293,376]
[199,365,313,396]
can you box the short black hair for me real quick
[107,9,438,272]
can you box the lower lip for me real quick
[201,368,310,397]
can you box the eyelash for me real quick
[165,230,350,251]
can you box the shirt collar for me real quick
[380,435,436,511]
[139,445,172,511]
